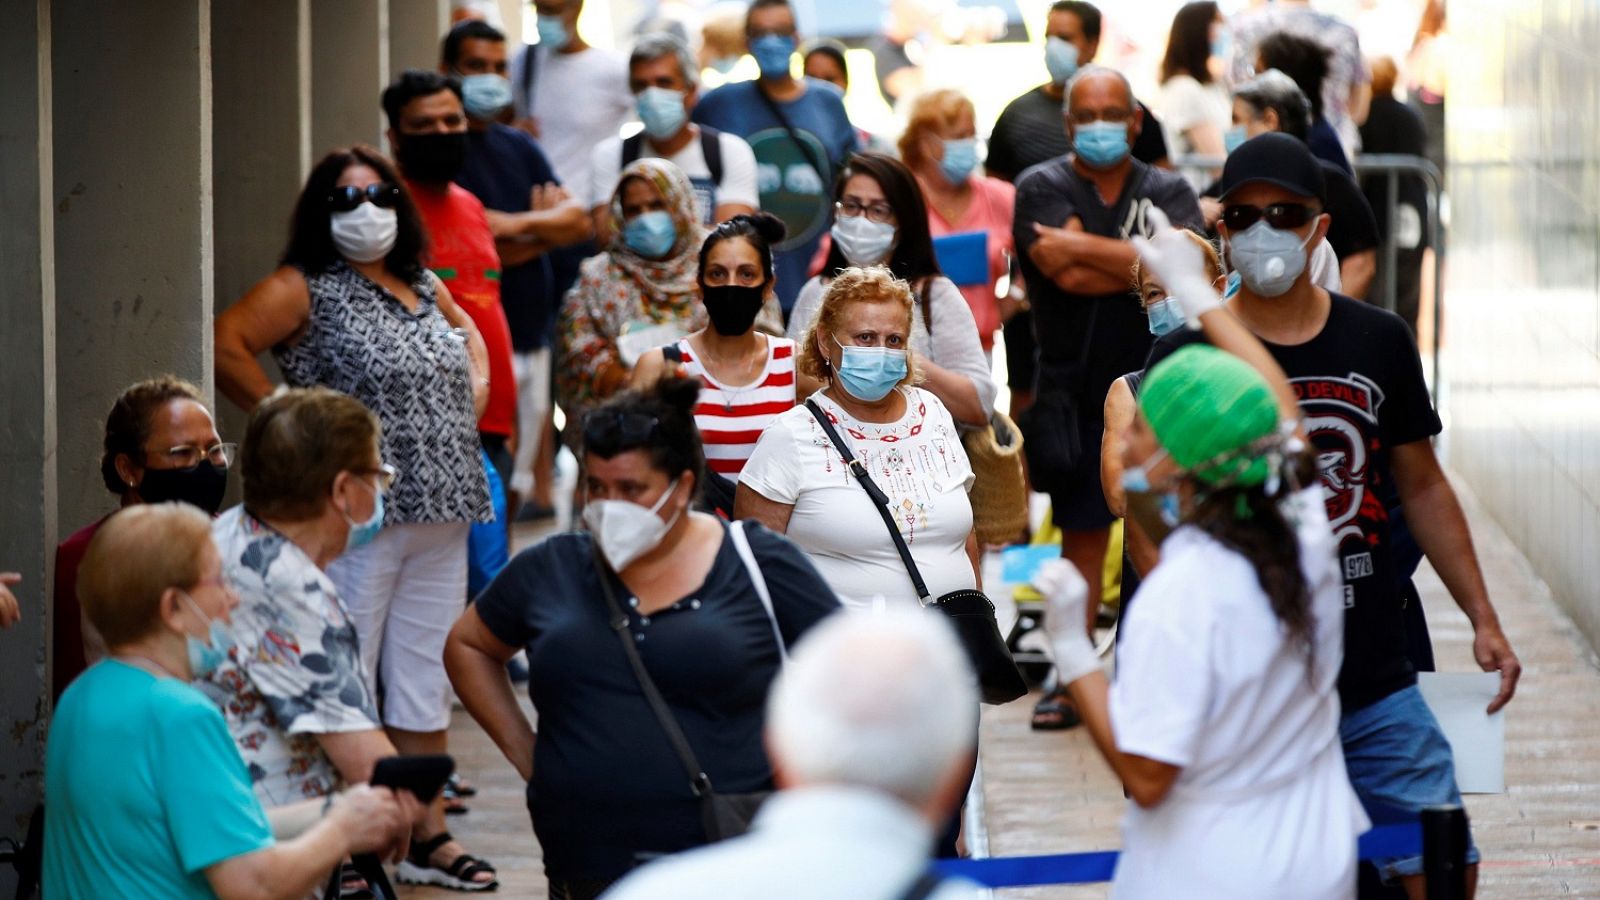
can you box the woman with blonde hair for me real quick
[899,88,1017,355]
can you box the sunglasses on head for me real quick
[1220,202,1320,232]
[328,183,400,213]
[583,411,660,455]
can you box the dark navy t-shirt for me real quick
[472,520,841,880]
[456,122,560,352]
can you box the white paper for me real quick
[615,322,689,369]
[1416,672,1505,794]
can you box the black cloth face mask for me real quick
[397,132,469,184]
[701,283,766,336]
[137,463,228,515]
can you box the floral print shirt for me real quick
[198,507,380,807]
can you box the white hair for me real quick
[766,610,979,806]
[630,31,700,90]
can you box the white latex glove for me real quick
[1131,207,1223,329]
[1033,559,1101,684]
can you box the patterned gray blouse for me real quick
[275,261,490,525]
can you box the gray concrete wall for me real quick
[391,0,450,77]
[0,0,57,868]
[311,0,389,156]
[52,0,215,537]
[1447,2,1600,651]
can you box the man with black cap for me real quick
[1146,132,1519,899]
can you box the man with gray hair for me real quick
[587,32,759,243]
[601,610,982,900]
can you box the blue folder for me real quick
[933,231,989,287]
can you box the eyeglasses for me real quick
[1220,202,1320,231]
[353,463,399,493]
[153,442,237,470]
[328,183,401,213]
[836,199,895,224]
[583,412,660,454]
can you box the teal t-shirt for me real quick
[43,660,275,899]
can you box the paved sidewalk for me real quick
[402,473,1600,898]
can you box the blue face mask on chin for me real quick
[832,336,908,402]
[1120,449,1180,526]
[1073,120,1130,168]
[624,210,679,259]
[180,590,234,680]
[751,34,796,79]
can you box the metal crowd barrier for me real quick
[1171,152,1445,401]
[934,804,1469,898]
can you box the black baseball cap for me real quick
[1218,132,1326,204]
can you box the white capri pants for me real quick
[510,347,552,496]
[327,520,470,732]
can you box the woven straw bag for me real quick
[962,411,1029,545]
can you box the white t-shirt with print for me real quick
[512,44,635,206]
[739,387,975,610]
[1108,487,1368,899]
[588,128,761,222]
[198,507,381,808]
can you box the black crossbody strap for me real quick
[751,85,828,183]
[591,549,715,799]
[804,400,931,600]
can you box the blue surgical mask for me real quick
[460,73,513,120]
[1146,297,1185,336]
[832,336,907,402]
[624,210,679,258]
[1045,37,1079,85]
[1226,219,1314,298]
[830,214,897,266]
[1073,120,1130,168]
[938,137,979,185]
[536,14,570,50]
[636,86,688,140]
[1223,270,1242,299]
[341,477,385,552]
[710,55,740,74]
[1224,124,1248,155]
[1120,450,1180,527]
[180,591,233,680]
[1211,30,1232,62]
[751,34,796,79]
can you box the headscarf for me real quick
[606,158,708,303]
[1139,344,1281,489]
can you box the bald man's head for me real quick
[1063,65,1141,170]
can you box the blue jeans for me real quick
[1341,685,1480,882]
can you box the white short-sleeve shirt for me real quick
[588,128,761,222]
[739,387,975,610]
[1108,487,1368,899]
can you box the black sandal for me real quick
[395,832,499,892]
[1030,687,1083,731]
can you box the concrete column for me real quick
[390,0,450,76]
[211,0,311,466]
[311,0,389,156]
[0,0,55,859]
[51,0,214,574]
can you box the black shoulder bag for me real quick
[591,545,771,842]
[804,400,1027,705]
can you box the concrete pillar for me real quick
[0,0,56,859]
[311,0,389,156]
[211,0,311,467]
[390,0,450,76]
[51,0,215,573]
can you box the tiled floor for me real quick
[402,473,1600,898]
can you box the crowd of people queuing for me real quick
[21,1,1515,899]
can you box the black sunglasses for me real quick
[328,183,401,213]
[583,412,660,454]
[1220,202,1320,232]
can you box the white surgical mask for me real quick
[582,477,683,570]
[830,214,896,266]
[330,203,399,263]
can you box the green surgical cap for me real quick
[1139,344,1279,487]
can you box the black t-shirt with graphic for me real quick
[1146,294,1441,711]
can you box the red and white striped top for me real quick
[677,336,797,477]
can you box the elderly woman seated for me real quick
[42,502,414,900]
